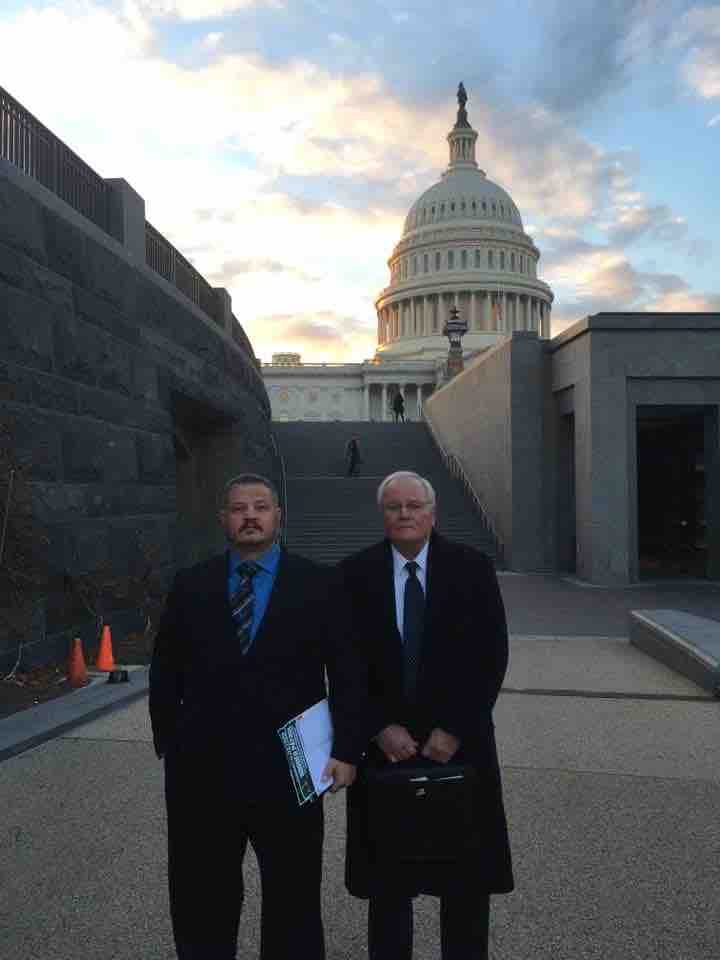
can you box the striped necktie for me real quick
[231,560,260,655]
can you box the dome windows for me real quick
[488,249,494,268]
[500,251,505,270]
[510,252,515,271]
[423,253,429,273]
[435,251,441,271]
[475,249,482,268]
[461,250,468,269]
[448,250,455,269]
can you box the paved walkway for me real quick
[1,574,719,959]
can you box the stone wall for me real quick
[0,164,275,670]
[550,315,720,584]
[425,332,555,571]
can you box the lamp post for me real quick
[443,305,468,379]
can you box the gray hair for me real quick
[221,473,280,508]
[376,471,436,508]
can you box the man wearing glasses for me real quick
[339,470,513,960]
[150,473,367,960]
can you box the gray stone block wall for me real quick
[425,332,554,572]
[0,169,275,670]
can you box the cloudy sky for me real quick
[2,0,719,361]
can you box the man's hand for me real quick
[421,728,460,764]
[321,758,356,793]
[377,724,419,763]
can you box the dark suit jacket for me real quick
[339,531,514,896]
[149,548,368,804]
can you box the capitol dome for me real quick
[403,170,524,236]
[375,84,553,362]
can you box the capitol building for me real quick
[262,86,554,421]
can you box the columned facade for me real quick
[263,360,444,422]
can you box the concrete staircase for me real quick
[272,421,498,565]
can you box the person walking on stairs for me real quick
[392,391,405,423]
[346,435,362,476]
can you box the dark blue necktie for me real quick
[230,561,260,655]
[402,560,425,702]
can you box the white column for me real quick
[423,296,429,336]
[381,383,388,422]
[502,292,507,332]
[484,291,491,330]
[416,383,423,419]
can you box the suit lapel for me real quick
[424,531,450,640]
[380,540,403,646]
[201,552,236,643]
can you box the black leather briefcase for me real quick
[364,762,478,863]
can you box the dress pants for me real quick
[165,755,325,960]
[368,891,489,960]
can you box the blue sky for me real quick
[2,0,719,360]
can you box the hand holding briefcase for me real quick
[364,761,478,864]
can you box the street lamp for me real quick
[443,305,468,379]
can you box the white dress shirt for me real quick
[391,540,429,638]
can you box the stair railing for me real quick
[270,428,289,546]
[421,408,503,563]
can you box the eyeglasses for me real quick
[383,501,431,515]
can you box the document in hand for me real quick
[277,699,333,806]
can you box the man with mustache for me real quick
[150,473,368,960]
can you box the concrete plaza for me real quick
[1,574,719,959]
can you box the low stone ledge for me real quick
[629,609,720,696]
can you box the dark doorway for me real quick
[171,392,236,568]
[557,412,576,573]
[637,406,707,578]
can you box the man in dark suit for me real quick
[339,470,513,960]
[150,473,367,960]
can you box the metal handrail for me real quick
[270,428,288,546]
[0,85,109,231]
[421,407,503,562]
[0,84,250,343]
[145,221,221,326]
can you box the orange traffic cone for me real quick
[95,624,115,672]
[68,637,89,689]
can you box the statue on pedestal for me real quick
[456,81,470,128]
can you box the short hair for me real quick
[222,473,279,508]
[376,471,436,509]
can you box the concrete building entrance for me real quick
[637,406,713,579]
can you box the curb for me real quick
[0,666,149,763]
